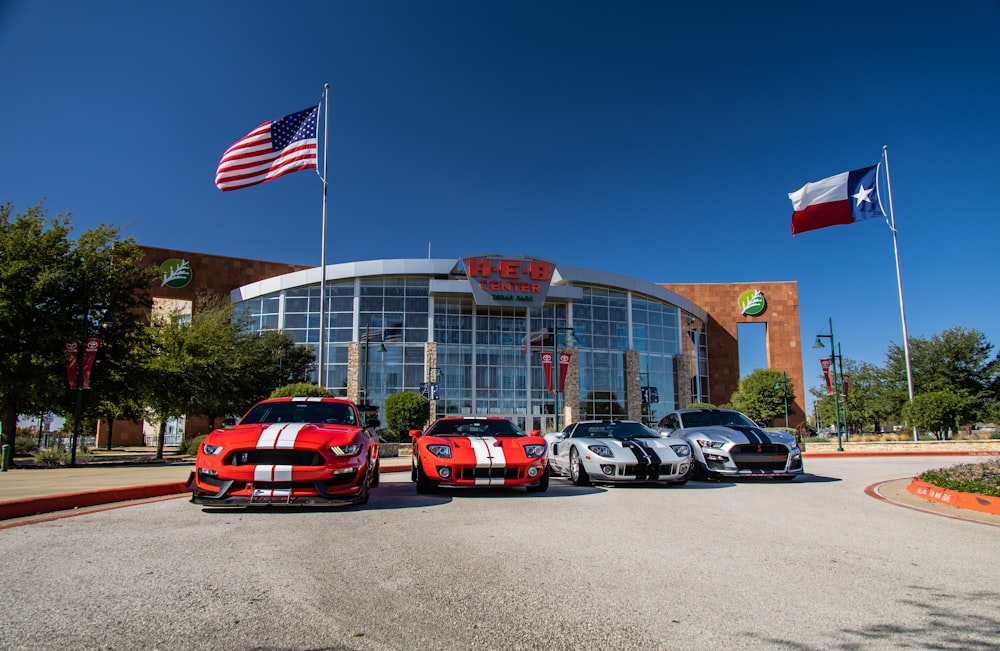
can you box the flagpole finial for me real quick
[883,144,888,152]
[325,82,329,90]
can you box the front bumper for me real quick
[425,461,547,486]
[187,462,369,505]
[582,458,690,483]
[699,444,803,477]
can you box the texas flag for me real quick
[788,164,884,235]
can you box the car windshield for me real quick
[425,419,527,438]
[240,401,357,426]
[679,410,756,428]
[574,422,657,439]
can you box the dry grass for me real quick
[919,459,1000,498]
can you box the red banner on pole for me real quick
[558,351,571,392]
[540,351,554,392]
[843,374,850,402]
[820,358,833,395]
[65,342,79,389]
[82,338,102,389]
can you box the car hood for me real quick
[206,422,364,449]
[676,424,793,445]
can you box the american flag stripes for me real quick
[215,105,319,191]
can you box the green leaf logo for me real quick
[160,259,193,289]
[739,289,766,316]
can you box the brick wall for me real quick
[660,282,804,427]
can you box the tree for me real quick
[728,368,795,424]
[885,327,998,424]
[182,295,315,431]
[903,391,966,440]
[384,392,430,438]
[0,202,153,451]
[270,383,330,398]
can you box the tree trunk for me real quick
[105,418,115,451]
[2,403,19,451]
[156,419,166,460]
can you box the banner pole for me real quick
[318,84,329,386]
[882,145,917,440]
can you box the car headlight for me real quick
[696,439,724,449]
[523,444,546,458]
[330,443,362,456]
[202,444,224,456]
[670,444,691,457]
[427,444,452,458]
[587,444,613,458]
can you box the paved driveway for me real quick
[1,455,997,650]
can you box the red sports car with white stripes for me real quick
[188,397,380,506]
[409,417,548,493]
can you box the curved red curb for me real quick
[0,482,190,521]
[906,478,1000,516]
[0,464,411,521]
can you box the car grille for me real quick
[730,444,789,471]
[623,463,676,479]
[459,467,521,480]
[225,449,324,466]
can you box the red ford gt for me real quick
[188,397,379,507]
[409,417,548,493]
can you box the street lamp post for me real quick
[813,317,845,452]
[774,371,789,429]
[362,324,386,407]
[551,309,577,432]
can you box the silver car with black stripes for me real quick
[654,408,803,481]
[544,420,691,486]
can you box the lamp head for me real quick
[377,343,387,353]
[565,329,578,345]
[812,337,826,349]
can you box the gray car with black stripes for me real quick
[544,420,691,486]
[654,408,803,481]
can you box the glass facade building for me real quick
[233,259,709,433]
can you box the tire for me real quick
[526,466,549,492]
[352,475,370,505]
[370,458,380,488]
[569,447,591,486]
[415,461,435,494]
[685,459,709,482]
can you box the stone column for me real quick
[625,349,641,421]
[347,342,361,404]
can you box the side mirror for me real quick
[529,429,542,436]
[757,422,768,428]
[222,417,237,429]
[408,429,423,439]
[366,418,380,429]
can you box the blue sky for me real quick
[3,1,998,408]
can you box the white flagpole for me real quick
[881,144,917,440]
[318,84,330,387]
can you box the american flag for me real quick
[215,105,319,191]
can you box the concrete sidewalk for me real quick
[0,455,412,521]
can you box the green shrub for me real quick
[34,447,70,467]
[15,435,38,456]
[270,383,331,398]
[920,459,1000,498]
[181,434,208,456]
[384,391,430,439]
